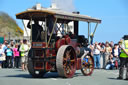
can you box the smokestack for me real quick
[51,3,58,9]
[51,0,75,12]
[36,3,41,10]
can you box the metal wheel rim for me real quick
[56,45,76,78]
[81,55,94,76]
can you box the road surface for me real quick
[0,69,128,85]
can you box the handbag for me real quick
[0,54,6,61]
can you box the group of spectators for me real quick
[0,39,122,71]
[0,40,30,71]
[90,41,121,70]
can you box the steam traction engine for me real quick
[16,4,101,78]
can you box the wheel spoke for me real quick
[88,67,92,71]
[83,65,93,74]
[70,59,75,63]
[89,65,94,68]
[82,60,87,63]
[63,58,67,61]
[88,58,92,62]
[64,66,71,74]
[83,67,88,72]
[63,62,67,67]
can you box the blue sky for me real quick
[0,0,128,43]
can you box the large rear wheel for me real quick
[81,53,94,76]
[27,58,46,78]
[56,45,77,78]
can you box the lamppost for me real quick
[8,32,11,44]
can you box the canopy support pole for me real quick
[47,18,58,47]
[30,18,32,43]
[45,18,47,47]
[22,20,29,37]
[93,23,98,36]
[88,22,90,44]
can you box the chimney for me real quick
[36,3,41,10]
[50,3,58,9]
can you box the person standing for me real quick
[0,44,5,68]
[20,39,29,71]
[104,42,112,68]
[100,43,105,69]
[10,41,15,68]
[2,41,8,52]
[10,41,15,49]
[92,42,101,69]
[18,40,23,68]
[117,35,128,80]
[110,41,114,48]
[4,45,13,68]
[111,44,120,69]
[2,41,8,68]
[13,44,20,68]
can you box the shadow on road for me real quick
[4,71,84,79]
[5,74,32,78]
[108,77,122,81]
[4,72,60,79]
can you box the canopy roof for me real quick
[16,7,101,23]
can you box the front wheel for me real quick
[81,53,94,76]
[56,45,77,78]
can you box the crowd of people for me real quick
[0,40,30,71]
[0,39,123,71]
[90,41,121,70]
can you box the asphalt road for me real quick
[0,68,128,85]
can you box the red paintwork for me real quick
[32,37,82,71]
[64,35,71,44]
[76,58,82,70]
[55,38,65,49]
[46,49,50,57]
[52,50,56,56]
[46,62,52,70]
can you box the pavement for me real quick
[0,68,128,85]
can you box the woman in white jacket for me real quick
[0,44,5,68]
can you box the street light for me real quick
[8,32,11,44]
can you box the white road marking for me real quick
[66,82,71,85]
[51,78,58,80]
